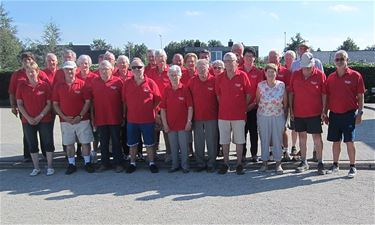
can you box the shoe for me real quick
[217,148,223,157]
[259,163,267,172]
[115,165,124,173]
[126,164,136,173]
[149,164,159,173]
[194,166,206,172]
[295,161,309,173]
[290,146,297,156]
[251,156,258,163]
[236,164,245,175]
[90,151,98,164]
[317,162,325,175]
[46,168,55,176]
[207,167,216,173]
[168,168,179,173]
[326,164,339,174]
[347,167,357,178]
[189,153,195,160]
[164,154,172,163]
[282,151,291,162]
[97,164,112,172]
[275,163,283,175]
[182,168,190,173]
[218,164,229,174]
[85,163,95,173]
[30,168,41,176]
[65,164,77,175]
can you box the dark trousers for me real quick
[97,125,123,166]
[21,115,48,158]
[22,122,55,154]
[244,108,258,157]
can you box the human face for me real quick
[104,55,116,66]
[224,56,238,73]
[185,56,196,70]
[265,68,277,82]
[168,71,180,86]
[334,54,348,69]
[117,58,129,72]
[64,53,75,62]
[147,52,156,66]
[100,66,113,81]
[232,48,243,60]
[199,52,210,61]
[284,54,294,68]
[268,52,279,64]
[302,67,313,76]
[64,67,76,83]
[79,59,90,74]
[131,61,144,79]
[157,55,166,68]
[22,57,34,69]
[25,67,38,82]
[244,52,255,66]
[297,46,308,57]
[172,55,183,67]
[213,64,224,77]
[197,63,208,80]
[46,55,58,71]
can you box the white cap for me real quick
[62,61,77,69]
[300,52,315,68]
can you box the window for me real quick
[211,51,222,62]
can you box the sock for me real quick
[68,157,75,165]
[149,161,155,166]
[83,155,90,164]
[350,164,355,168]
[318,160,323,164]
[333,162,338,167]
[131,162,136,166]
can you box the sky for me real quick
[2,0,375,57]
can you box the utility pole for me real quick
[159,34,163,49]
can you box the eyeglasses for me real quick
[335,58,345,62]
[213,66,223,70]
[132,66,143,70]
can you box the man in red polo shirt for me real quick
[122,59,161,173]
[323,50,365,178]
[289,52,326,175]
[53,49,80,86]
[239,47,264,162]
[42,53,58,87]
[144,49,156,76]
[199,49,214,75]
[90,60,125,173]
[216,52,251,175]
[188,59,218,172]
[231,42,244,67]
[53,61,94,174]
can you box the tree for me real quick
[164,39,208,63]
[284,33,307,52]
[208,40,224,47]
[42,20,61,54]
[111,47,123,58]
[124,42,148,63]
[365,44,375,51]
[337,37,360,51]
[0,3,22,70]
[91,38,112,51]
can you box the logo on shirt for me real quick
[144,88,150,93]
[74,91,81,94]
[278,74,284,78]
[235,83,242,87]
[110,86,117,90]
[345,80,351,84]
[207,87,214,91]
[36,91,45,95]
[251,75,258,78]
[178,97,185,101]
[310,81,318,85]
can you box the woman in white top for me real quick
[256,63,288,174]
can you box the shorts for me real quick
[218,120,246,144]
[294,116,322,134]
[327,110,356,142]
[61,120,94,145]
[127,122,155,147]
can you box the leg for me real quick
[97,126,110,166]
[193,121,206,168]
[232,120,246,165]
[39,122,55,169]
[298,132,308,160]
[23,123,39,169]
[110,125,123,166]
[205,120,218,169]
[346,142,356,165]
[312,133,323,162]
[179,131,189,170]
[168,131,179,170]
[257,115,271,162]
[249,108,258,158]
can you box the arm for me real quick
[321,94,328,124]
[17,99,36,125]
[53,101,74,124]
[71,100,91,124]
[185,106,193,131]
[160,108,169,133]
[289,92,294,121]
[33,100,51,125]
[10,94,18,117]
[355,93,364,125]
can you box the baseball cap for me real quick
[63,61,77,69]
[300,52,315,68]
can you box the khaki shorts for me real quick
[218,120,246,144]
[61,120,94,145]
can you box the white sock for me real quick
[83,155,90,164]
[131,162,136,166]
[149,161,155,166]
[68,157,75,165]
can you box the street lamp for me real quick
[159,34,163,49]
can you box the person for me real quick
[90,60,125,173]
[113,55,132,81]
[144,49,157,76]
[188,59,218,173]
[103,51,118,74]
[283,50,299,157]
[160,65,193,173]
[323,50,365,178]
[239,47,264,162]
[199,49,214,74]
[215,52,251,175]
[268,50,292,161]
[42,53,59,87]
[52,61,95,174]
[16,61,55,176]
[291,41,324,73]
[289,52,326,175]
[231,42,244,67]
[181,53,198,85]
[54,49,80,86]
[123,59,161,173]
[257,64,288,174]
[93,54,104,75]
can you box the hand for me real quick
[321,112,329,125]
[64,116,74,124]
[290,111,294,121]
[26,116,37,125]
[33,114,44,125]
[71,116,81,124]
[155,115,162,126]
[11,107,18,117]
[163,125,170,133]
[185,121,192,131]
[355,114,362,125]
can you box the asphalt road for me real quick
[1,168,374,224]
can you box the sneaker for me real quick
[259,163,268,172]
[251,156,258,163]
[275,163,283,175]
[115,165,124,173]
[85,163,95,173]
[46,168,55,176]
[217,148,223,157]
[126,164,136,173]
[168,167,179,173]
[194,166,207,172]
[290,146,297,156]
[317,162,325,175]
[65,164,77,175]
[236,164,245,175]
[218,164,229,174]
[295,161,309,173]
[282,151,291,162]
[30,168,41,176]
[326,164,339,174]
[347,167,357,178]
[182,168,190,174]
[149,164,159,173]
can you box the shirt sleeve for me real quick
[15,83,23,100]
[8,71,18,95]
[185,87,193,108]
[160,89,167,109]
[357,72,366,94]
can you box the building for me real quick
[312,50,375,64]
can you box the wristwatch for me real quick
[357,110,363,115]
[79,115,84,119]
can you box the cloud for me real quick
[185,10,202,16]
[131,24,166,34]
[329,4,358,12]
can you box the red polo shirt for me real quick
[42,68,57,87]
[76,71,98,90]
[144,64,156,77]
[215,70,252,120]
[9,69,49,96]
[188,75,218,121]
[122,77,161,123]
[52,78,90,122]
[181,68,198,86]
[160,83,193,131]
[324,68,365,113]
[113,69,133,81]
[16,79,52,124]
[53,68,81,88]
[147,65,170,96]
[90,76,123,126]
[239,65,264,103]
[290,68,326,118]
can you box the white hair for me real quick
[224,52,237,61]
[147,49,155,55]
[168,65,182,77]
[212,60,225,68]
[196,59,209,68]
[155,49,167,58]
[77,55,92,66]
[131,58,145,67]
[63,49,76,61]
[335,50,349,59]
[45,53,57,61]
[104,51,115,60]
[269,49,280,57]
[117,55,130,65]
[99,60,113,70]
[285,50,296,59]
[231,42,244,51]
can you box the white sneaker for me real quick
[30,169,41,176]
[46,168,55,176]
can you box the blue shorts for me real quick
[127,123,155,147]
[327,110,356,142]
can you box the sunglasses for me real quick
[335,58,345,62]
[132,66,143,70]
[213,66,223,70]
